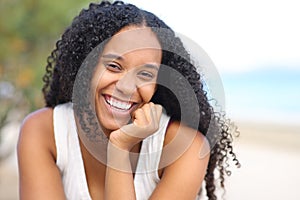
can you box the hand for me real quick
[109,102,162,151]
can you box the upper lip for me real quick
[103,94,138,104]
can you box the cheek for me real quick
[92,70,113,92]
[91,66,105,90]
[139,83,157,102]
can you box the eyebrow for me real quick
[101,53,124,61]
[143,63,160,71]
[101,53,160,70]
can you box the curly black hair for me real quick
[42,1,240,199]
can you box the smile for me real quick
[104,95,135,111]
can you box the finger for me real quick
[148,103,162,121]
[144,103,162,126]
[137,102,146,109]
[154,104,163,120]
[140,103,153,124]
[150,103,158,128]
[130,102,146,119]
[149,103,162,131]
[132,108,148,126]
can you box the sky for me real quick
[125,0,300,73]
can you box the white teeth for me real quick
[106,96,132,110]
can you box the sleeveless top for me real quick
[53,102,170,200]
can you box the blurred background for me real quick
[0,0,94,199]
[0,0,299,199]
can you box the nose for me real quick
[115,72,137,95]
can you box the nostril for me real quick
[115,76,137,95]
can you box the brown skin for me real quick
[18,108,209,200]
[18,108,66,200]
[18,27,210,200]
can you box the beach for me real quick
[0,121,300,200]
[225,121,300,200]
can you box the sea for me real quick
[220,67,300,126]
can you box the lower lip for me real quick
[102,95,137,118]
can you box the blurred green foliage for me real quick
[0,0,100,140]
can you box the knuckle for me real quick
[134,109,144,116]
[156,104,162,111]
[136,108,143,113]
[149,102,155,106]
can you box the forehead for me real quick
[102,26,162,55]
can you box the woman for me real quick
[17,1,239,199]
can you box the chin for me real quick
[98,115,131,133]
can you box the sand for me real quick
[225,121,300,200]
[0,121,299,200]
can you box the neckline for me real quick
[69,103,169,198]
[69,109,93,200]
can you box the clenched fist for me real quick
[109,102,163,151]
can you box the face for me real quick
[91,26,162,135]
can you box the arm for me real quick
[104,103,162,200]
[17,108,66,200]
[104,143,136,200]
[104,103,209,200]
[150,122,210,200]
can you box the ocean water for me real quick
[220,68,300,125]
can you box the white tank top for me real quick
[53,102,170,200]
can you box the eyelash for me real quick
[104,63,122,72]
[104,62,156,81]
[137,71,154,80]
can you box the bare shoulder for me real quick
[151,121,210,199]
[18,108,67,199]
[21,107,53,130]
[164,121,209,154]
[18,107,56,159]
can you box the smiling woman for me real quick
[91,27,162,134]
[17,1,239,200]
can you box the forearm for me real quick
[104,103,162,199]
[105,142,136,200]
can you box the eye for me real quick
[137,70,155,81]
[104,62,122,72]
